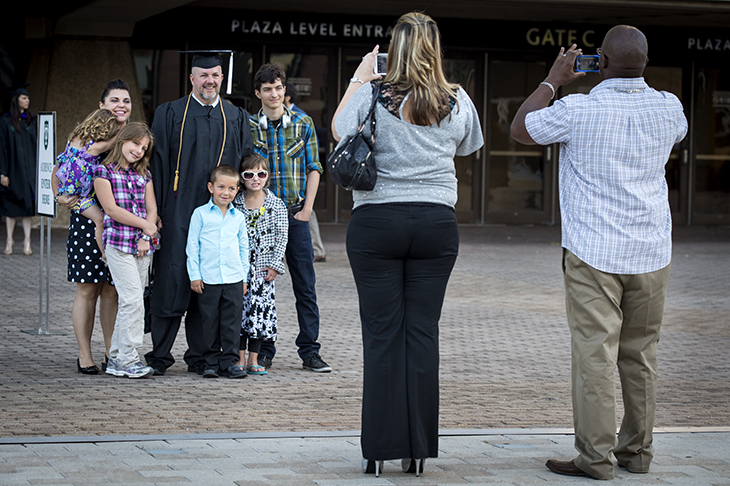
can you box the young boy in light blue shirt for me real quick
[186,165,249,379]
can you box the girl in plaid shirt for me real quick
[93,123,158,379]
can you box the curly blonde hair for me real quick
[384,12,459,126]
[68,109,120,145]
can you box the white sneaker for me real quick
[105,357,120,376]
[114,361,153,379]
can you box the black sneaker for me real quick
[257,355,273,369]
[302,353,332,373]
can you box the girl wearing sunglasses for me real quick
[232,154,288,375]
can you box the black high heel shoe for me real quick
[401,458,426,477]
[101,355,109,372]
[362,459,384,477]
[77,358,99,375]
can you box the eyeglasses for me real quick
[241,170,268,180]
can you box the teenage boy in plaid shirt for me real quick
[249,63,331,373]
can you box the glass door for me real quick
[444,56,483,224]
[692,67,730,224]
[489,59,553,224]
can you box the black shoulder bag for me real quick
[328,83,381,191]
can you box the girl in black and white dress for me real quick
[232,154,288,375]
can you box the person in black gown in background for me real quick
[1,85,37,256]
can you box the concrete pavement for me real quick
[2,429,730,485]
[1,222,728,484]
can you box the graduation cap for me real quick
[5,83,30,99]
[180,50,234,95]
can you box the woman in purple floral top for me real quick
[52,79,132,376]
[93,122,158,379]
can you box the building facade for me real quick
[3,3,729,226]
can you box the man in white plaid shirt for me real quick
[511,25,687,480]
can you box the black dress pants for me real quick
[198,281,244,371]
[145,293,204,370]
[346,203,459,461]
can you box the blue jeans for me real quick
[259,214,321,360]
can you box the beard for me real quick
[197,85,219,101]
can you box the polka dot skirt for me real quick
[66,212,113,284]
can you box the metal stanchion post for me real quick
[22,216,65,336]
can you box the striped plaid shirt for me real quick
[94,162,154,255]
[249,106,322,207]
[526,77,687,274]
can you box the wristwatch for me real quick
[53,193,60,203]
[349,76,364,84]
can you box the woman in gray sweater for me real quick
[332,12,483,478]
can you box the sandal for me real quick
[246,364,268,375]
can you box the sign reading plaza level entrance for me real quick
[687,37,730,51]
[230,19,393,39]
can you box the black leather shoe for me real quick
[187,362,206,375]
[220,364,247,379]
[202,368,219,378]
[545,459,588,477]
[152,367,165,376]
[77,358,99,375]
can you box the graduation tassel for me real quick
[174,93,193,196]
[227,52,233,95]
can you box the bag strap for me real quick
[356,82,382,140]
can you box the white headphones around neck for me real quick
[258,110,290,130]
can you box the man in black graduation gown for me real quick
[145,53,253,375]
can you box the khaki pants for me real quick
[563,250,670,479]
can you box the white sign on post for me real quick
[23,111,64,336]
[36,112,56,218]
